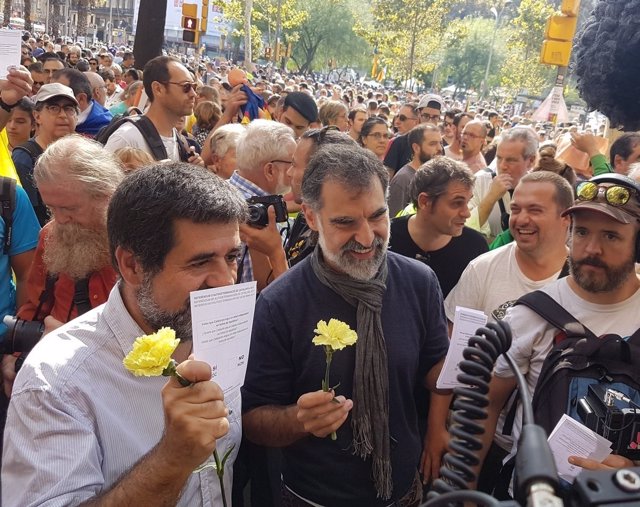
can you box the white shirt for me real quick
[104,120,180,161]
[495,279,640,460]
[466,169,510,238]
[2,284,241,507]
[444,242,561,323]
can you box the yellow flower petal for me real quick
[123,327,180,377]
[312,319,358,351]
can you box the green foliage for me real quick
[499,0,555,96]
[356,0,454,82]
[290,0,370,73]
[436,18,507,95]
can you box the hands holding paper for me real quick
[1,66,32,106]
[568,453,634,471]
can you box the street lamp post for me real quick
[481,0,511,101]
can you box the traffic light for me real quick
[561,0,580,16]
[182,2,199,45]
[201,0,209,33]
[265,47,272,59]
[540,0,580,66]
[285,42,292,58]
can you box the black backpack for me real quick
[95,115,191,162]
[0,177,16,254]
[514,290,640,459]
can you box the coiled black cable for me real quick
[427,320,512,500]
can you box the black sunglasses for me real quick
[164,81,197,93]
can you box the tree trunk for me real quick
[133,0,167,69]
[24,0,32,31]
[243,0,252,67]
[77,0,88,37]
[3,0,12,27]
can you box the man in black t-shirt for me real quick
[389,157,488,297]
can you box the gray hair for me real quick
[34,134,125,197]
[499,126,539,159]
[410,157,474,207]
[302,144,389,211]
[318,100,348,127]
[210,124,245,158]
[235,119,296,173]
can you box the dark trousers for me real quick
[477,442,514,501]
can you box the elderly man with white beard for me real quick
[1,135,124,396]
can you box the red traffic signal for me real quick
[182,16,198,30]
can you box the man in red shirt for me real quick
[2,134,124,395]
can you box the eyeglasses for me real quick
[576,182,636,207]
[43,103,78,116]
[421,113,441,122]
[367,132,391,140]
[270,159,293,165]
[461,132,483,140]
[33,81,45,87]
[164,81,197,93]
[398,114,418,122]
[305,125,339,144]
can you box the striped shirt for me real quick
[2,284,241,507]
[229,171,269,284]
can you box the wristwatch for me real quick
[0,97,18,113]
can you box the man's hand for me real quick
[187,150,205,167]
[570,132,601,158]
[158,359,229,472]
[0,67,33,105]
[420,425,449,485]
[222,84,248,120]
[1,355,18,398]
[239,207,284,257]
[43,316,64,336]
[296,390,353,438]
[569,453,634,471]
[488,173,513,201]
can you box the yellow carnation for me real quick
[123,327,180,377]
[312,319,358,351]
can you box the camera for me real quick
[246,195,288,227]
[577,383,640,460]
[1,315,44,355]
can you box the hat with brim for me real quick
[561,201,639,224]
[33,83,78,106]
[417,93,444,111]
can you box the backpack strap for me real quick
[484,168,510,231]
[515,290,598,340]
[14,139,44,164]
[0,177,16,254]
[131,116,169,161]
[71,278,92,317]
[32,273,58,321]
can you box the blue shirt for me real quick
[0,184,40,335]
[228,171,268,284]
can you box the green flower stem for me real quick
[163,362,230,507]
[322,347,337,441]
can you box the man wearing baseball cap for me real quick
[12,83,79,226]
[476,172,640,497]
[384,93,444,175]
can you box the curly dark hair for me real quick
[575,0,640,130]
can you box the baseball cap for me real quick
[32,47,45,58]
[562,174,640,224]
[33,83,79,106]
[417,93,444,111]
[284,91,318,123]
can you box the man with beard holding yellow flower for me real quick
[3,163,247,506]
[242,144,450,507]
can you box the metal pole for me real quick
[482,0,511,101]
[108,0,113,45]
[45,0,49,34]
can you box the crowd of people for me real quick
[0,32,639,507]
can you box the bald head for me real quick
[84,71,107,106]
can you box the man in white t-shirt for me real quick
[477,173,640,496]
[104,56,203,166]
[445,170,574,323]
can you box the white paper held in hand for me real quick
[191,281,257,398]
[437,306,488,389]
[0,30,22,80]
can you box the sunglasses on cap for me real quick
[576,181,637,207]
